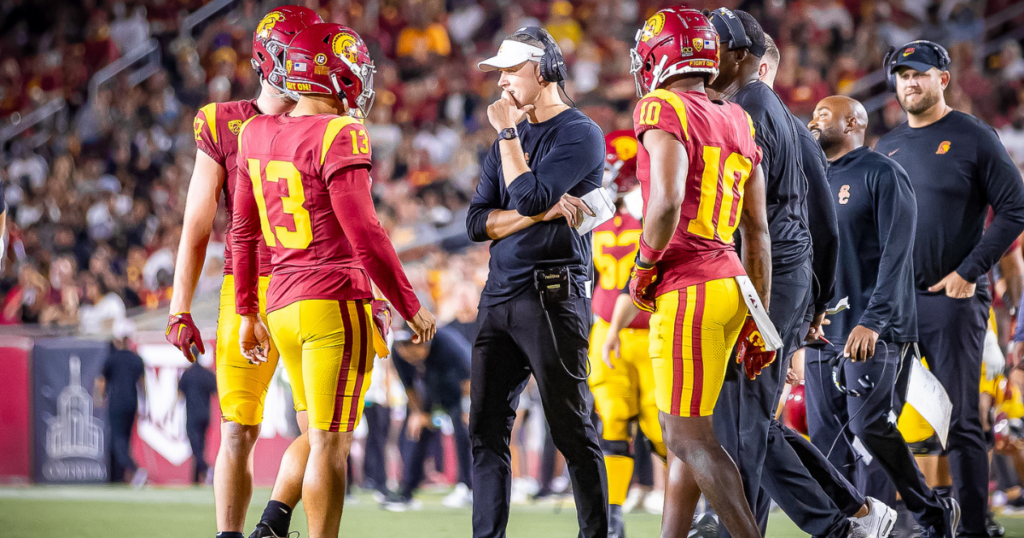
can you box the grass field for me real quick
[2,485,1024,538]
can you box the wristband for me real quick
[638,235,664,266]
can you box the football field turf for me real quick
[3,486,1024,537]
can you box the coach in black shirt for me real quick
[466,27,607,538]
[805,95,955,538]
[875,41,1024,538]
[704,10,855,538]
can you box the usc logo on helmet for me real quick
[610,135,638,162]
[332,33,359,63]
[640,12,665,43]
[256,11,285,39]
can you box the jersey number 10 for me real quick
[688,147,752,243]
[247,159,314,250]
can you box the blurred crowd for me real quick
[1,0,1024,335]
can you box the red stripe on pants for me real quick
[329,302,355,432]
[689,283,706,416]
[671,289,688,415]
[346,300,370,430]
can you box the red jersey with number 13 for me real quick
[633,89,762,295]
[232,113,420,320]
[592,211,651,329]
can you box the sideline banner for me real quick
[32,338,110,484]
[0,337,32,483]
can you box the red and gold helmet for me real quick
[285,23,376,118]
[251,6,324,99]
[630,7,720,96]
[604,130,639,196]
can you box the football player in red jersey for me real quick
[165,7,322,538]
[232,23,435,538]
[588,130,666,538]
[626,8,771,538]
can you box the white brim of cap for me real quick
[478,40,545,71]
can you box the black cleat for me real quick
[689,511,720,538]
[986,511,1004,537]
[926,497,959,538]
[248,522,294,538]
[609,504,626,538]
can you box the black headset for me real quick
[829,354,875,398]
[702,8,766,57]
[513,26,568,87]
[883,40,951,92]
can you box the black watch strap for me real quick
[499,127,518,140]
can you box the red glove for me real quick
[736,317,776,380]
[166,312,205,363]
[371,299,392,341]
[629,260,659,313]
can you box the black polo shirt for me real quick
[875,111,1024,294]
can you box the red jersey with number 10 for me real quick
[193,100,273,276]
[633,89,762,295]
[592,210,651,329]
[232,113,420,320]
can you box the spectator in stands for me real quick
[78,272,126,334]
[178,356,217,485]
[395,9,451,80]
[546,1,582,55]
[1000,107,1024,174]
[94,319,147,487]
[385,327,473,511]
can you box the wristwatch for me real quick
[499,127,518,141]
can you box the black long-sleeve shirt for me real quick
[392,327,472,409]
[466,108,604,306]
[732,81,813,272]
[823,147,918,345]
[793,113,840,314]
[875,111,1024,293]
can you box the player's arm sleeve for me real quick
[326,166,422,320]
[802,138,839,315]
[0,177,6,214]
[230,140,262,316]
[467,145,502,242]
[859,165,917,334]
[956,127,1024,283]
[505,122,605,216]
[194,104,226,165]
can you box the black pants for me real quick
[186,418,210,484]
[363,402,390,494]
[917,292,989,537]
[715,261,852,538]
[399,403,472,498]
[805,343,945,530]
[470,293,607,538]
[634,428,655,488]
[108,407,137,483]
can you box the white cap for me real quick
[112,317,136,340]
[478,40,545,72]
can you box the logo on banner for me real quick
[43,356,106,481]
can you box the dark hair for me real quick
[763,34,780,68]
[506,30,547,51]
[735,10,766,59]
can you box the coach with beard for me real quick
[875,40,1024,538]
